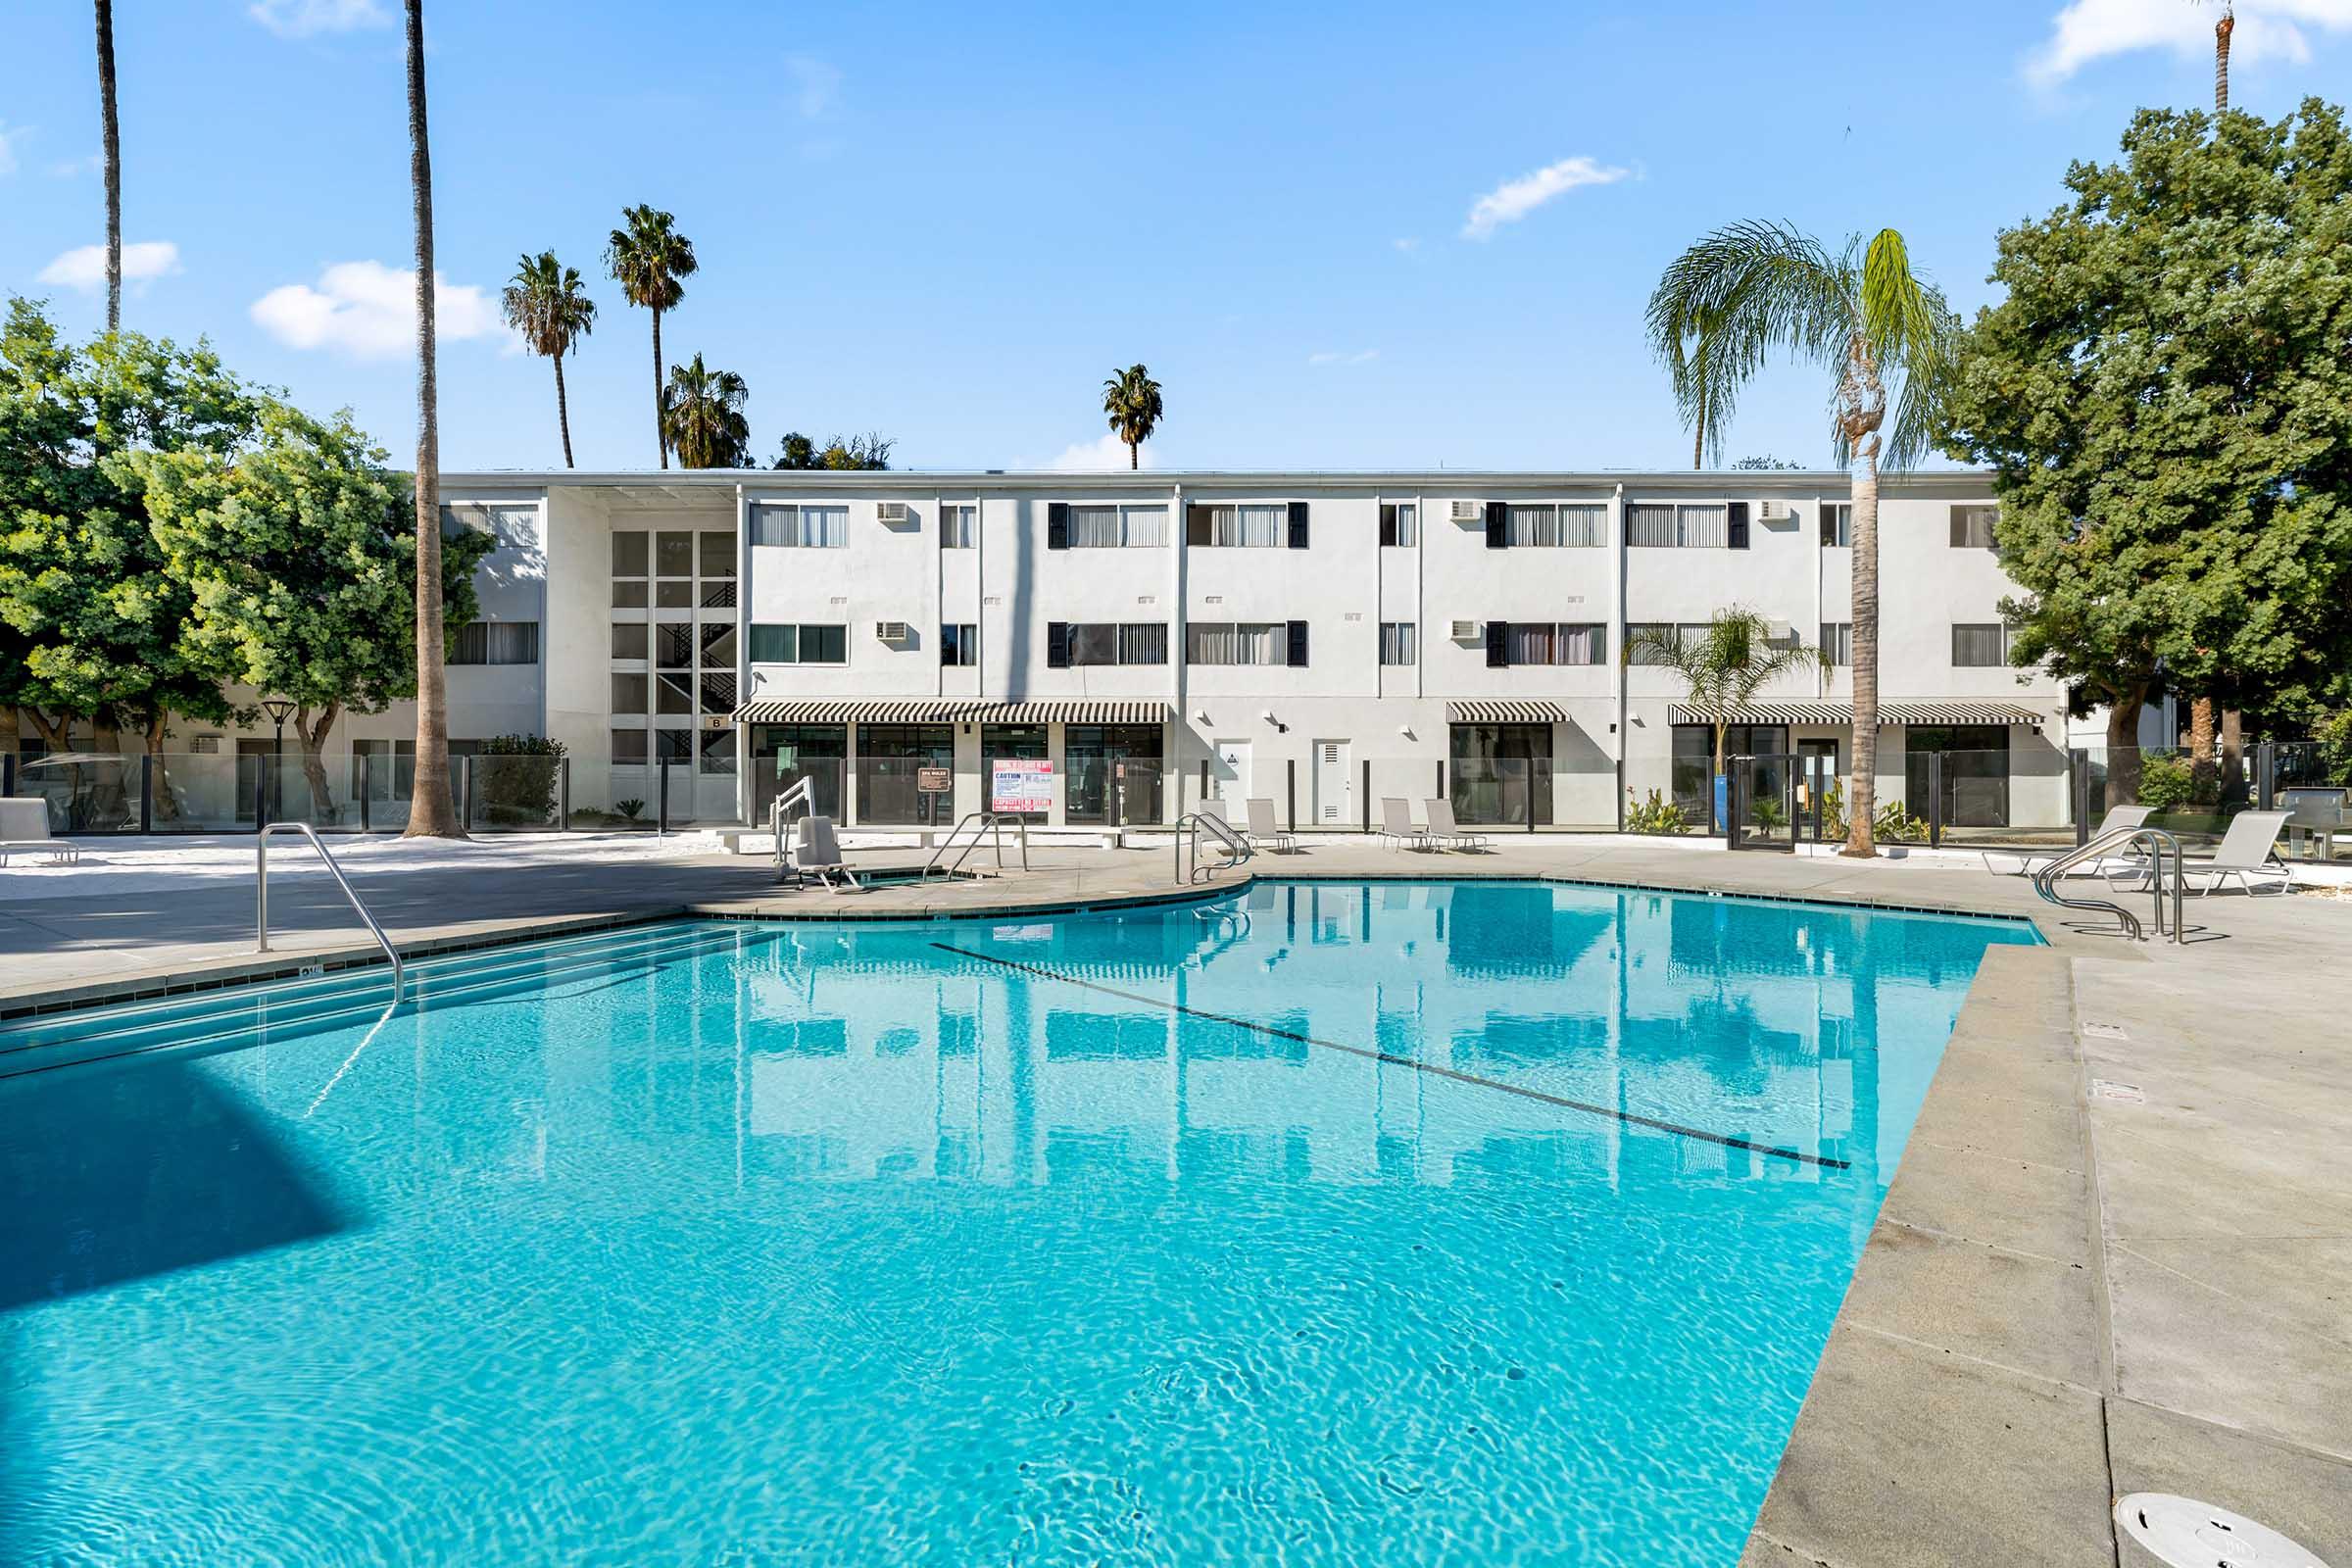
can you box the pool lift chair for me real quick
[769,778,861,892]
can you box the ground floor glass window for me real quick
[1906,725,2010,828]
[1449,723,1552,826]
[1065,724,1164,825]
[752,724,846,824]
[982,725,1050,820]
[857,724,955,825]
[1670,724,1789,829]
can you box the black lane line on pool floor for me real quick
[929,942,1850,1173]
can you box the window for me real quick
[656,622,694,669]
[655,727,694,762]
[1185,504,1286,547]
[698,531,736,578]
[699,728,736,776]
[448,620,539,665]
[941,623,978,666]
[942,505,977,549]
[1627,503,1728,548]
[1047,622,1167,667]
[1627,622,1712,665]
[1822,504,1852,547]
[748,623,849,663]
[1380,503,1418,548]
[1821,621,1853,666]
[1951,623,2008,666]
[1950,505,1999,549]
[612,580,649,609]
[612,623,649,661]
[656,673,694,714]
[1186,622,1287,665]
[1380,621,1417,665]
[656,530,694,578]
[749,503,848,548]
[612,674,648,714]
[610,728,649,764]
[1501,504,1606,547]
[1064,504,1165,548]
[612,531,649,577]
[1499,622,1606,665]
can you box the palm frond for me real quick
[1646,220,1855,465]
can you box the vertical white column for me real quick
[1610,482,1628,817]
[734,481,750,825]
[1169,480,1186,821]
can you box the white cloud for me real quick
[248,0,389,36]
[1392,237,1420,253]
[250,261,503,359]
[785,55,842,120]
[1307,349,1379,367]
[38,241,182,293]
[1042,431,1157,471]
[2028,0,2352,85]
[0,122,28,177]
[48,152,104,178]
[1461,155,1631,240]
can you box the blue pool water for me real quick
[0,880,2038,1565]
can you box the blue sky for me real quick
[5,0,2348,473]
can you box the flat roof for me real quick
[441,466,1995,496]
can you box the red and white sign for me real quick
[990,760,1053,813]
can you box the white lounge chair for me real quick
[0,798,79,866]
[1378,798,1432,852]
[1423,799,1490,852]
[2158,808,2294,897]
[792,814,863,892]
[1983,805,2152,877]
[1243,797,1296,855]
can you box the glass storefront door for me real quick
[1449,723,1553,826]
[857,724,956,825]
[752,724,846,823]
[1065,724,1164,825]
[1906,725,2011,828]
[981,725,1050,820]
[1671,724,1789,832]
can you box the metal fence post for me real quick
[1927,753,1944,849]
[1360,759,1371,835]
[559,758,571,832]
[139,753,154,834]
[1436,760,1445,800]
[1286,759,1297,833]
[658,760,670,837]
[360,753,372,833]
[2256,741,2276,810]
[2070,749,2088,849]
[1,751,13,798]
[462,756,476,832]
[254,758,270,832]
[1198,758,1209,813]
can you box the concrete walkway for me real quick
[4,830,2349,1564]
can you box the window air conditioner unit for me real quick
[1449,618,1482,641]
[1447,501,1482,524]
[875,620,909,642]
[1766,619,1795,643]
[1757,500,1790,522]
[876,502,910,524]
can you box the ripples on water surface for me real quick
[0,880,2037,1565]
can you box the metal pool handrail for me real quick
[256,822,405,1003]
[2032,823,2183,944]
[1176,810,1253,885]
[922,812,1030,880]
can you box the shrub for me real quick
[2134,753,2200,812]
[613,798,645,821]
[1873,799,1928,843]
[475,733,566,823]
[1625,789,1690,834]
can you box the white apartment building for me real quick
[8,467,2081,834]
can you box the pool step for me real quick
[0,921,770,1078]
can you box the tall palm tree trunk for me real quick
[1844,448,1882,857]
[652,305,667,469]
[2188,697,2217,801]
[403,0,460,838]
[1128,439,1137,470]
[96,0,121,334]
[554,352,574,468]
[2215,9,2233,112]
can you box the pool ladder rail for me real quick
[2031,823,2184,944]
[920,812,1031,881]
[255,821,406,1004]
[1176,810,1253,885]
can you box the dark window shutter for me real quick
[1379,504,1397,547]
[1287,619,1308,667]
[1047,502,1069,550]
[1287,501,1309,549]
[1727,501,1750,550]
[1485,501,1507,549]
[1047,622,1069,667]
[1186,505,1211,546]
[1486,619,1509,667]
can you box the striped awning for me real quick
[1665,700,2048,727]
[1446,700,1571,724]
[730,697,1172,726]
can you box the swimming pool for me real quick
[0,879,2038,1565]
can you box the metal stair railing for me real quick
[1176,810,1253,885]
[921,811,1030,880]
[256,821,406,1003]
[2032,823,2183,943]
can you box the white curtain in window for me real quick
[1505,505,1558,547]
[1238,506,1284,547]
[1121,507,1166,547]
[943,506,976,548]
[1069,506,1121,548]
[1627,504,1676,547]
[1821,622,1853,665]
[1560,505,1605,546]
[1507,622,1556,663]
[1676,506,1728,548]
[1187,622,1281,663]
[1628,623,1675,664]
[1558,623,1600,664]
[1380,622,1416,665]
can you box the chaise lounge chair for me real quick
[1983,805,2152,878]
[1378,798,1433,852]
[1423,799,1491,853]
[1243,797,1296,855]
[0,799,79,867]
[791,815,863,892]
[2151,808,2295,897]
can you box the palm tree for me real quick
[1647,221,1958,857]
[604,206,697,469]
[1625,611,1827,820]
[2188,0,2236,796]
[95,0,120,334]
[1101,364,1163,469]
[2197,0,2235,111]
[662,354,751,469]
[402,0,460,838]
[502,251,596,468]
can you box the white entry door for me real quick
[1312,739,1352,826]
[1212,738,1252,812]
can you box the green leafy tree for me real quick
[605,205,698,469]
[126,400,488,824]
[1647,222,1960,855]
[1941,101,2352,805]
[1101,364,1162,469]
[1624,608,1828,782]
[502,250,596,468]
[662,353,750,468]
[0,299,261,812]
[772,431,817,469]
[771,430,892,469]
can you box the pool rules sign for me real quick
[990,760,1052,814]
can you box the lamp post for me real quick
[260,697,295,826]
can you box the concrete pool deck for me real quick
[3,831,2348,1564]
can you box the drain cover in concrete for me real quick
[2082,1021,2131,1040]
[2116,1494,2328,1567]
[2091,1079,2145,1103]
